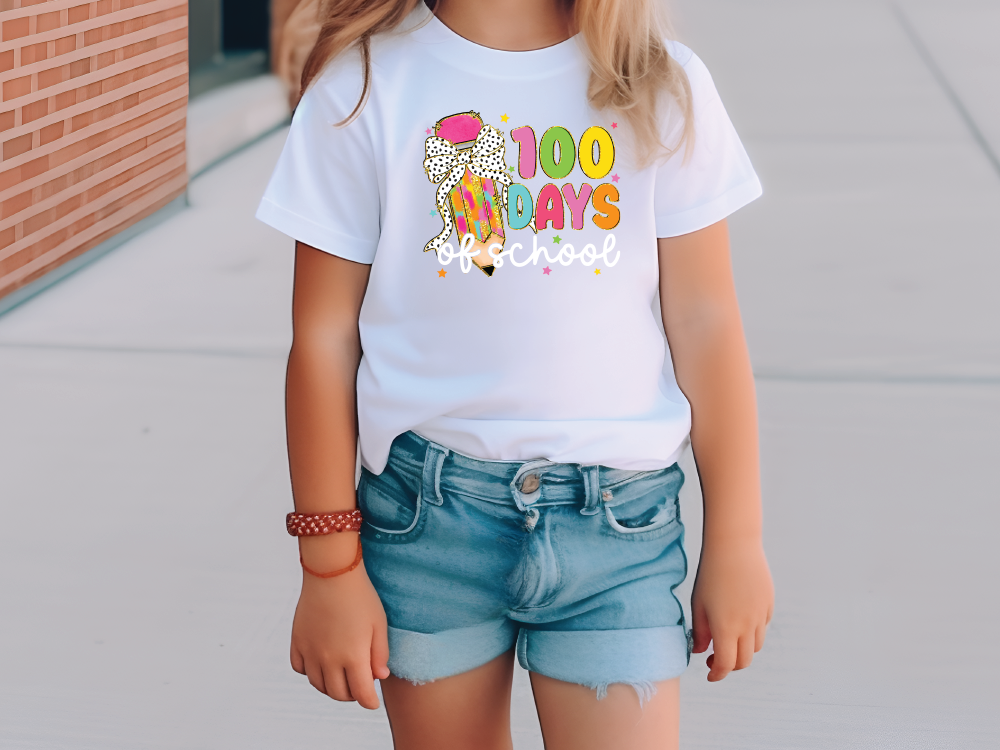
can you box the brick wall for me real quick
[0,0,187,302]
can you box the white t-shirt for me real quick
[257,5,761,474]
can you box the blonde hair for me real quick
[287,0,692,164]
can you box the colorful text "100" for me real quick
[508,125,619,231]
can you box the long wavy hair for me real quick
[291,0,693,164]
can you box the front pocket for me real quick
[604,497,678,535]
[601,466,683,539]
[357,466,426,543]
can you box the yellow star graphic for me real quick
[438,269,447,277]
[595,269,601,275]
[500,113,509,123]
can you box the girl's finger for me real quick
[346,660,380,710]
[371,621,391,680]
[304,660,326,696]
[734,632,754,670]
[691,598,712,654]
[290,646,306,675]
[707,631,737,681]
[323,664,354,702]
[755,621,767,653]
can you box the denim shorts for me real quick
[358,430,692,699]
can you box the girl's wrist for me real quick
[700,530,765,556]
[299,533,363,572]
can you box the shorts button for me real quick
[520,474,540,494]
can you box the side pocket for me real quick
[601,465,683,541]
[357,466,427,544]
[604,496,678,536]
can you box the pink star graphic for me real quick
[611,122,618,129]
[543,266,552,275]
[611,173,620,183]
[426,128,432,135]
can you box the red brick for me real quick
[23,0,54,6]
[2,188,32,220]
[68,4,91,24]
[20,42,48,65]
[0,168,17,193]
[70,58,91,79]
[123,38,157,60]
[69,108,93,131]
[24,204,58,237]
[55,88,79,111]
[55,35,77,56]
[0,110,14,132]
[0,50,14,74]
[2,18,30,42]
[22,98,49,124]
[38,65,70,90]
[37,12,62,33]
[38,169,72,203]
[0,0,18,12]
[96,51,115,69]
[96,0,114,16]
[84,27,104,47]
[109,22,124,39]
[3,133,33,161]
[3,76,32,102]
[40,121,64,146]
[0,225,15,252]
[21,153,49,180]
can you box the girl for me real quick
[258,0,774,747]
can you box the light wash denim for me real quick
[358,430,692,701]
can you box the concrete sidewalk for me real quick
[1,1,997,747]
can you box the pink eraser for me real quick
[436,112,483,143]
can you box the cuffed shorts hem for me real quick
[517,625,690,694]
[386,621,691,696]
[387,620,519,683]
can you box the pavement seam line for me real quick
[891,2,1000,181]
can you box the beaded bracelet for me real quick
[286,509,363,536]
[287,510,364,578]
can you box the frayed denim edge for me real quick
[395,675,659,707]
[592,680,658,707]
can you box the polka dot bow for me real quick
[422,125,533,255]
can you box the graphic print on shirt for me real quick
[423,112,621,276]
[423,112,518,277]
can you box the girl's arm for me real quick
[286,241,390,709]
[657,219,774,682]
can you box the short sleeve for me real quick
[255,57,381,264]
[653,44,762,238]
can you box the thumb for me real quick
[691,595,712,654]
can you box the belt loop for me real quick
[580,465,601,515]
[421,442,449,506]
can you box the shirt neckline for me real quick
[408,4,584,77]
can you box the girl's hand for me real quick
[690,540,774,682]
[290,559,391,709]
